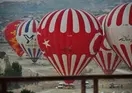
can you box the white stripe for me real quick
[71,9,79,33]
[89,33,101,55]
[74,54,86,75]
[95,53,105,70]
[101,15,107,35]
[113,58,121,70]
[41,11,57,29]
[77,57,91,75]
[49,10,64,33]
[115,44,129,67]
[48,56,61,75]
[53,54,64,75]
[29,20,33,33]
[83,11,99,30]
[38,49,42,58]
[16,22,23,43]
[103,50,108,69]
[103,38,111,50]
[22,21,29,34]
[105,4,121,27]
[110,51,115,70]
[77,10,91,33]
[111,4,126,26]
[97,15,105,20]
[60,9,69,33]
[38,12,51,29]
[70,54,77,75]
[125,44,132,67]
[62,54,68,75]
[122,3,131,25]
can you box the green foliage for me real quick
[4,61,22,89]
[21,89,35,93]
[12,61,22,76]
[4,61,22,76]
[4,66,13,76]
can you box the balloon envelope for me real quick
[16,19,42,63]
[37,9,103,83]
[4,20,24,57]
[105,3,132,70]
[94,14,121,74]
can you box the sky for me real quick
[0,0,28,3]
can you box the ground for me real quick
[0,43,132,93]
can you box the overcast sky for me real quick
[0,0,28,3]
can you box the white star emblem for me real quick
[37,32,41,35]
[43,39,50,48]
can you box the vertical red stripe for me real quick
[75,10,85,32]
[47,57,62,76]
[72,55,80,75]
[45,11,59,31]
[33,20,36,32]
[107,53,112,70]
[107,5,120,27]
[76,56,87,75]
[113,45,124,61]
[94,56,103,69]
[99,51,107,71]
[116,4,128,26]
[51,10,66,75]
[18,22,25,36]
[33,48,36,57]
[67,9,73,75]
[39,10,58,30]
[112,55,121,70]
[50,55,63,76]
[82,11,96,31]
[99,15,105,25]
[129,4,132,25]
[120,44,132,67]
[59,54,66,75]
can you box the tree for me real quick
[0,51,6,59]
[21,89,35,93]
[12,61,22,76]
[4,61,22,89]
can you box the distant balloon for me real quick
[105,3,132,70]
[37,9,103,84]
[94,14,121,74]
[16,19,42,63]
[4,20,24,57]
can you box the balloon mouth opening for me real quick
[64,80,74,84]
[31,58,38,63]
[104,70,114,75]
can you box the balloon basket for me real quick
[31,58,39,63]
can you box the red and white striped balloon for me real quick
[37,9,103,83]
[94,14,121,74]
[105,3,132,70]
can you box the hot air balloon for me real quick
[4,20,24,57]
[105,3,132,70]
[93,14,121,74]
[16,19,42,63]
[37,9,103,84]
